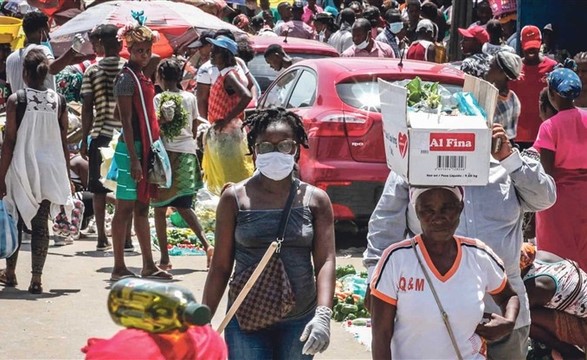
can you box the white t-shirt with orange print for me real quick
[371,235,507,360]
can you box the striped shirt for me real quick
[81,57,126,138]
[494,90,521,140]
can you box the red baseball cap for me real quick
[458,26,489,45]
[521,25,542,51]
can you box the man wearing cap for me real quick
[406,19,436,62]
[458,25,491,79]
[486,51,523,140]
[364,122,556,359]
[509,25,557,150]
[342,18,394,58]
[275,0,315,39]
[328,8,355,53]
[273,2,293,36]
[314,12,336,43]
[263,44,300,71]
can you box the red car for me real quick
[257,58,464,229]
[246,36,339,93]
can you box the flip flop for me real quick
[0,269,17,287]
[155,262,172,271]
[109,273,138,282]
[142,269,173,281]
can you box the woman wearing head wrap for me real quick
[521,244,587,359]
[533,59,587,271]
[109,11,172,281]
[486,51,523,139]
[371,186,520,359]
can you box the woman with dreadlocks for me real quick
[203,108,335,359]
[201,35,253,196]
[151,58,213,270]
[109,11,172,281]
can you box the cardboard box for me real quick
[379,74,498,186]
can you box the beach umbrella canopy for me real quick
[50,0,243,58]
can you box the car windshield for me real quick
[248,53,329,93]
[336,79,463,113]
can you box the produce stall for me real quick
[333,265,372,351]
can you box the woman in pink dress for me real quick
[533,60,587,270]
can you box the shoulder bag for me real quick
[227,179,299,332]
[124,68,172,189]
[411,238,464,360]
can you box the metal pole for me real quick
[448,0,475,61]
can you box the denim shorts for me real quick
[225,310,314,360]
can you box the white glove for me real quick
[71,34,85,53]
[300,306,332,355]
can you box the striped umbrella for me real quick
[50,0,243,58]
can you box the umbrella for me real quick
[50,0,243,58]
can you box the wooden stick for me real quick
[216,241,278,334]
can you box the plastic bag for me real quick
[453,92,487,118]
[99,131,120,193]
[339,274,368,298]
[201,124,253,196]
[0,199,18,259]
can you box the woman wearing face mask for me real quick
[202,108,336,359]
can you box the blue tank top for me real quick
[230,183,317,320]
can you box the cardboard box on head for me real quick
[379,74,499,186]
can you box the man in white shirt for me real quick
[6,11,86,92]
[328,8,356,54]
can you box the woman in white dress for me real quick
[0,49,71,294]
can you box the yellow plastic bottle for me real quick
[108,278,211,333]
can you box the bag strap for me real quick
[276,178,300,253]
[124,67,154,146]
[411,238,463,360]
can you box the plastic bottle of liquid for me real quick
[108,278,211,333]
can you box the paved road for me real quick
[0,233,371,359]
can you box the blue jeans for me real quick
[225,311,314,360]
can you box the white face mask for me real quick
[255,152,295,181]
[389,22,404,34]
[355,38,369,50]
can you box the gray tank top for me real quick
[230,182,317,320]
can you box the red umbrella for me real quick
[50,0,243,58]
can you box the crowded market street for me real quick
[0,234,370,359]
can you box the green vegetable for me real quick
[345,296,355,305]
[341,304,358,314]
[334,311,345,322]
[336,265,357,278]
[333,297,339,306]
[334,303,343,313]
[358,309,370,318]
[359,271,368,279]
[157,92,189,140]
[345,313,357,321]
[351,319,368,326]
[405,77,441,109]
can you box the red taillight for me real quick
[313,111,371,137]
[315,181,352,191]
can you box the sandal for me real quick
[28,282,43,294]
[109,272,139,282]
[0,269,17,287]
[142,269,173,281]
[155,262,172,271]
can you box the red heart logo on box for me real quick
[398,132,408,158]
